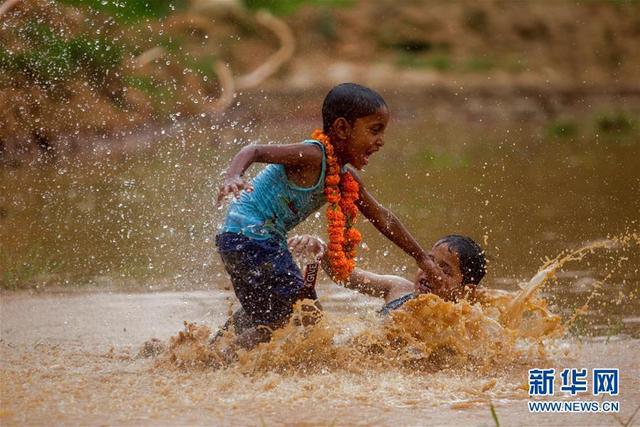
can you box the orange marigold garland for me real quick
[311,129,362,281]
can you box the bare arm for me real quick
[347,167,447,286]
[316,245,412,299]
[217,143,322,204]
[288,234,411,299]
[339,267,412,299]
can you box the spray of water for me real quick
[154,233,638,376]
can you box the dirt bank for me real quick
[2,0,639,164]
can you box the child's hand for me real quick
[216,175,254,205]
[416,255,446,285]
[288,234,326,261]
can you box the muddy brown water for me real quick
[1,288,639,425]
[1,98,639,425]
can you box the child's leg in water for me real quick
[215,232,319,351]
[229,300,323,350]
[210,307,255,344]
[212,301,324,351]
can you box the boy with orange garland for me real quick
[214,83,449,349]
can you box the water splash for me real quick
[502,233,639,329]
[155,284,558,374]
[154,233,638,376]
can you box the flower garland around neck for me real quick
[311,129,362,281]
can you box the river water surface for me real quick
[1,94,639,425]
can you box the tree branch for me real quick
[236,10,295,90]
[0,0,21,18]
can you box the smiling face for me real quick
[340,106,389,169]
[414,242,467,301]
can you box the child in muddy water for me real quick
[287,233,487,314]
[213,83,449,352]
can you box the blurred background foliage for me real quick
[60,0,188,22]
[1,0,639,163]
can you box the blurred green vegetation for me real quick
[2,0,639,166]
[0,20,122,88]
[396,52,452,72]
[186,53,219,80]
[546,119,579,139]
[123,75,176,111]
[59,0,187,23]
[595,111,636,135]
[415,146,470,170]
[0,0,353,96]
[545,112,638,142]
[316,9,339,41]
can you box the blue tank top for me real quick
[219,140,327,242]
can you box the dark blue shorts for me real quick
[215,232,317,327]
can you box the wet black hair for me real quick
[322,83,387,133]
[435,235,487,286]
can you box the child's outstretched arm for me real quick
[287,234,411,299]
[346,167,446,287]
[332,267,411,299]
[216,143,323,204]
